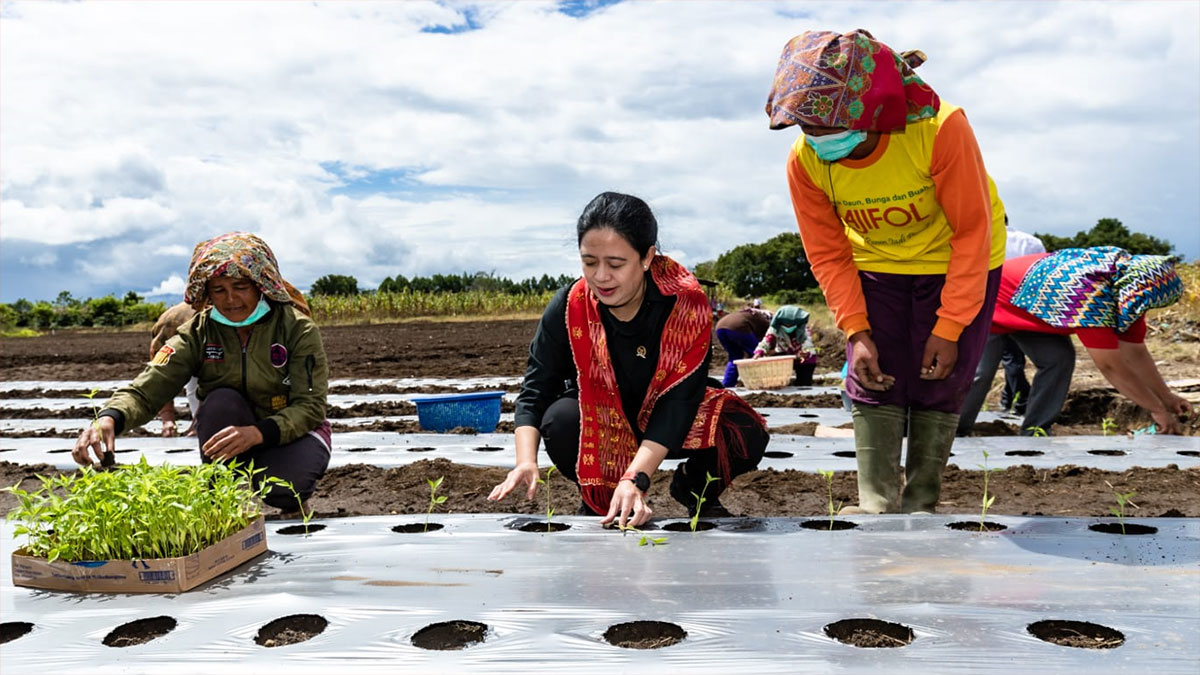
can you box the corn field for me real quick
[309,290,557,324]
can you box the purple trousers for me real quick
[846,268,1001,414]
[715,328,761,388]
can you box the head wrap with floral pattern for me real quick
[185,232,311,316]
[766,29,940,131]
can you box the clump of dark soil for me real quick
[946,521,1008,532]
[103,616,177,648]
[411,620,488,650]
[516,521,571,532]
[327,401,416,418]
[1026,620,1124,649]
[800,519,858,531]
[824,618,914,648]
[255,614,328,647]
[1088,522,1158,535]
[276,524,326,535]
[0,622,34,644]
[661,520,716,532]
[740,392,844,409]
[392,523,444,533]
[603,620,687,649]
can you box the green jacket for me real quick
[103,302,328,446]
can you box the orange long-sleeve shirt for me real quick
[787,105,1006,341]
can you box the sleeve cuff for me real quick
[839,313,872,339]
[254,418,281,448]
[98,409,125,435]
[932,318,966,342]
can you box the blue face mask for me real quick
[805,129,868,162]
[211,297,271,327]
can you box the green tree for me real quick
[708,232,816,297]
[1034,218,1173,255]
[310,274,360,296]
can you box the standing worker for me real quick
[766,29,1007,513]
[997,216,1046,415]
[149,301,200,437]
[715,303,772,387]
[957,247,1190,435]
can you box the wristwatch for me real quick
[620,469,651,493]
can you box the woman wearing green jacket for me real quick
[73,232,331,509]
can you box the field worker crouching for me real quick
[488,192,770,529]
[750,305,820,386]
[767,29,1007,514]
[957,247,1191,436]
[715,303,772,387]
[149,301,200,437]
[73,232,332,510]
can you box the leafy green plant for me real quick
[1108,488,1137,535]
[689,471,719,533]
[1010,391,1021,412]
[537,465,557,532]
[1026,426,1048,437]
[977,450,1004,532]
[3,457,281,562]
[1101,417,1118,436]
[620,525,668,547]
[425,476,447,532]
[817,469,842,530]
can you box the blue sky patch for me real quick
[558,0,622,18]
[421,5,483,34]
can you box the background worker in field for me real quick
[767,29,1006,514]
[995,217,1047,416]
[957,246,1191,435]
[751,304,820,386]
[489,192,768,529]
[149,301,200,437]
[73,232,332,510]
[715,302,772,387]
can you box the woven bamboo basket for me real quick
[732,355,794,389]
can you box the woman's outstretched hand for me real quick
[600,480,653,529]
[487,461,541,502]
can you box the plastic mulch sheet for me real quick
[1,514,1196,673]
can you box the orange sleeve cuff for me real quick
[839,313,871,338]
[932,317,966,342]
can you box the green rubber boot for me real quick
[901,408,960,513]
[850,403,907,514]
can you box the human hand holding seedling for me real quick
[849,332,894,392]
[602,477,653,530]
[72,401,116,467]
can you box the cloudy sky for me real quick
[2,0,1197,303]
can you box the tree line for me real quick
[1,292,165,331]
[312,271,577,296]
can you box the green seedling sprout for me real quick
[1101,417,1118,436]
[620,525,668,547]
[689,471,719,533]
[1105,482,1137,535]
[425,476,447,532]
[976,450,1004,532]
[817,469,843,531]
[1010,391,1021,411]
[536,465,557,532]
[83,388,114,468]
[1026,426,1048,437]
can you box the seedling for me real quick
[976,450,1004,532]
[620,525,668,547]
[536,466,557,532]
[1106,483,1137,535]
[817,469,842,531]
[1101,417,1118,436]
[1026,426,1048,437]
[425,476,447,532]
[1010,391,1022,412]
[83,388,114,467]
[689,471,719,533]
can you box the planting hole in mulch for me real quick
[0,447,17,452]
[763,451,794,458]
[801,519,859,531]
[831,450,856,458]
[47,448,72,453]
[1027,620,1124,649]
[517,521,571,532]
[255,614,328,648]
[603,620,687,649]
[473,446,504,452]
[411,620,488,650]
[1088,522,1158,535]
[799,413,819,418]
[407,446,436,452]
[661,520,716,532]
[1177,450,1200,457]
[165,447,192,454]
[346,447,375,453]
[277,524,327,535]
[392,523,444,533]
[824,618,914,648]
[1088,449,1126,456]
[113,448,137,453]
[103,616,177,648]
[1005,450,1044,457]
[1,622,34,644]
[946,521,1008,532]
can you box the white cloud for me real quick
[1,0,1196,302]
[146,273,186,297]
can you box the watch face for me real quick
[633,472,651,492]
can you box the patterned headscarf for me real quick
[765,29,940,131]
[185,232,312,316]
[1010,247,1182,333]
[769,305,810,335]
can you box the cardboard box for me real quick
[11,516,268,593]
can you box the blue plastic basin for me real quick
[410,391,504,433]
